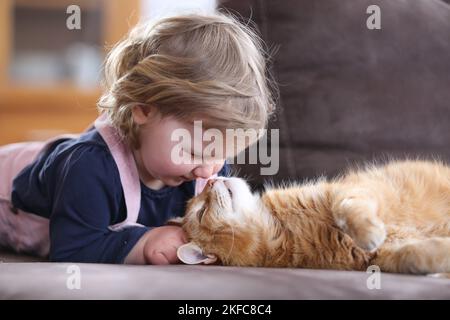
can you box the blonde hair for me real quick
[97,12,277,149]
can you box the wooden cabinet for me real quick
[0,0,140,144]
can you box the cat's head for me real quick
[169,177,273,266]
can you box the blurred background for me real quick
[0,0,216,144]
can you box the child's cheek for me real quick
[159,158,193,176]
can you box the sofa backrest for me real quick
[221,0,450,189]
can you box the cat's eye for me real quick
[197,206,207,222]
[227,187,233,197]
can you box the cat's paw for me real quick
[334,197,386,252]
[349,220,386,252]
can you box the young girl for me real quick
[0,13,275,264]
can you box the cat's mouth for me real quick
[207,178,233,198]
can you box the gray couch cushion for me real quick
[1,261,449,299]
[2,250,448,299]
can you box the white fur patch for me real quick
[211,177,261,223]
[302,184,325,203]
[340,198,354,209]
[335,218,347,230]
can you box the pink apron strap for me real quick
[94,114,143,231]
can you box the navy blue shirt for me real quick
[11,129,230,264]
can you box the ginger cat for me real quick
[172,160,450,275]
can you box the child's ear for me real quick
[131,105,157,125]
[177,242,217,265]
[166,216,185,227]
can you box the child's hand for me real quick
[142,226,188,265]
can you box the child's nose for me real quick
[193,165,215,179]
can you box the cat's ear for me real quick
[177,242,217,265]
[166,216,185,227]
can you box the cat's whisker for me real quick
[224,223,236,264]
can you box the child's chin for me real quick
[166,177,187,186]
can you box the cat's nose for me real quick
[206,179,217,187]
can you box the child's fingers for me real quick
[179,231,188,243]
[173,226,188,243]
[163,246,180,264]
[150,252,171,265]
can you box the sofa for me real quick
[1,0,449,299]
[1,249,449,299]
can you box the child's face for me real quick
[132,107,228,188]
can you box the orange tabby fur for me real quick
[176,160,450,274]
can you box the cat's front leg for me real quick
[331,187,386,252]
